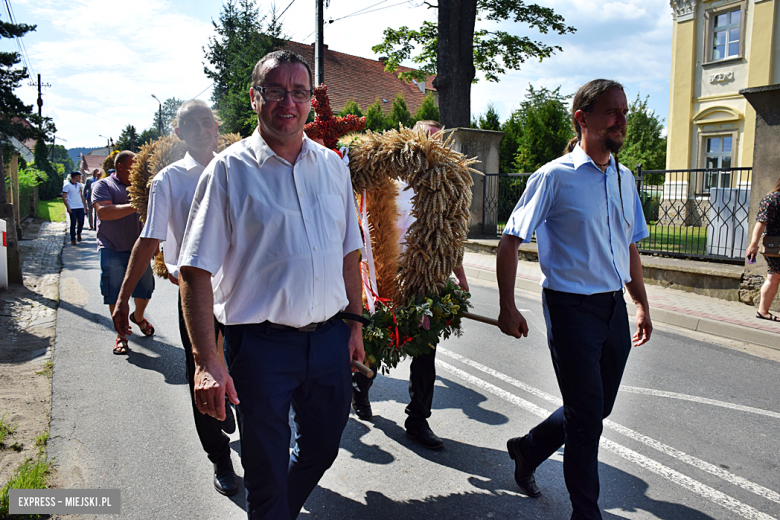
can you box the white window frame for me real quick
[697,130,738,194]
[703,1,747,66]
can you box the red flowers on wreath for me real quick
[304,84,366,149]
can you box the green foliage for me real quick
[138,127,161,147]
[620,94,667,179]
[154,97,184,135]
[362,280,472,373]
[0,414,17,446]
[474,104,501,131]
[338,101,363,118]
[115,124,139,153]
[390,93,414,129]
[204,0,284,136]
[50,144,75,174]
[364,99,394,132]
[0,455,53,516]
[17,166,45,190]
[373,1,575,83]
[34,140,64,201]
[512,85,573,173]
[413,94,439,122]
[0,20,56,143]
[36,199,66,222]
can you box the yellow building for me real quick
[667,0,778,182]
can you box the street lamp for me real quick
[98,134,112,153]
[151,94,163,136]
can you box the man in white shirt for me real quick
[111,100,238,496]
[62,171,87,245]
[178,50,365,519]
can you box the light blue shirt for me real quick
[503,144,649,295]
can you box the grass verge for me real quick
[0,454,53,518]
[0,415,17,447]
[35,360,53,378]
[36,199,67,222]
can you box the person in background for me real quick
[746,175,780,321]
[62,171,87,245]
[83,168,100,230]
[111,100,238,496]
[92,151,155,355]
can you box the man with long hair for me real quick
[496,79,652,520]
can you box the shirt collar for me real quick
[571,143,613,174]
[181,152,201,171]
[251,128,310,168]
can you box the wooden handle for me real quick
[462,311,500,328]
[351,360,374,378]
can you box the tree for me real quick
[50,144,75,174]
[513,85,573,173]
[389,94,414,129]
[1,19,56,203]
[619,94,667,180]
[153,97,184,136]
[338,101,363,118]
[203,0,284,136]
[115,125,139,153]
[373,0,575,128]
[364,99,394,132]
[414,94,439,122]
[35,139,62,200]
[473,103,501,130]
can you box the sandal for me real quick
[756,312,780,322]
[130,312,155,336]
[113,337,130,355]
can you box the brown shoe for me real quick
[71,239,77,245]
[77,234,82,242]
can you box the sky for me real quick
[1,0,674,149]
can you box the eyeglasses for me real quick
[252,86,312,103]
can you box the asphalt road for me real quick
[50,233,780,520]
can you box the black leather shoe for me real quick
[507,436,541,498]
[213,454,238,496]
[221,399,236,434]
[406,425,444,450]
[352,398,372,420]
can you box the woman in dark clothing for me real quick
[746,175,780,321]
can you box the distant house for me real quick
[283,41,437,115]
[78,148,110,175]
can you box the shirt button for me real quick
[299,192,304,197]
[307,219,311,223]
[313,246,318,251]
[316,276,321,281]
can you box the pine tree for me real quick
[413,95,439,122]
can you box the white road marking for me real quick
[619,386,780,420]
[437,348,780,510]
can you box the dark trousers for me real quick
[224,320,352,520]
[87,204,95,229]
[177,294,230,462]
[69,208,85,240]
[523,289,631,520]
[404,348,437,430]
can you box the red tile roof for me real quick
[79,154,106,174]
[283,41,436,115]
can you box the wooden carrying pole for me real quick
[462,311,500,328]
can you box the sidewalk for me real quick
[462,251,780,351]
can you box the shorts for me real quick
[99,247,155,305]
[765,255,780,275]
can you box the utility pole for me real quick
[29,74,50,120]
[152,94,163,136]
[314,0,324,87]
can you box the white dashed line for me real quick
[437,348,780,516]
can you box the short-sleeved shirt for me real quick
[62,181,84,210]
[83,177,96,203]
[395,180,415,253]
[141,153,208,279]
[178,130,363,327]
[503,144,649,295]
[92,174,143,252]
[757,191,780,237]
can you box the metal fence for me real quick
[482,167,752,263]
[635,166,752,262]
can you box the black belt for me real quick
[267,312,370,333]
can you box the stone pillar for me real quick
[739,84,780,311]
[440,128,504,238]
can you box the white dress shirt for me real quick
[178,130,363,327]
[140,152,207,279]
[394,180,415,253]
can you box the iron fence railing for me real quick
[483,167,752,263]
[482,173,532,236]
[634,166,752,263]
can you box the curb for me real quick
[462,265,780,352]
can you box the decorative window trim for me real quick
[703,1,747,65]
[696,129,739,192]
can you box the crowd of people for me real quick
[60,49,780,520]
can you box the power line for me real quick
[301,0,414,43]
[3,0,35,77]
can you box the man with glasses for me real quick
[178,50,365,519]
[111,100,238,497]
